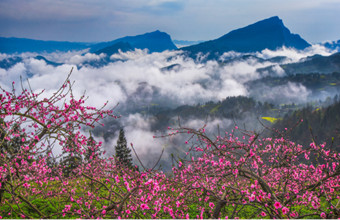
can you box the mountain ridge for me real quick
[0,37,92,53]
[0,30,177,54]
[90,30,177,53]
[181,16,311,58]
[2,17,333,57]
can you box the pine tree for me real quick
[115,128,133,168]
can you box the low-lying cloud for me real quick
[255,44,335,63]
[0,45,335,169]
[1,46,332,108]
[251,82,311,104]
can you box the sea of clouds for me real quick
[0,45,336,168]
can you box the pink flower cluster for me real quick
[0,76,339,219]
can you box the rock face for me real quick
[90,30,177,53]
[182,16,311,56]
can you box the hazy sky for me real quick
[0,0,339,43]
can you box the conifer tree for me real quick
[115,128,133,168]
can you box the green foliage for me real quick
[209,104,221,114]
[272,98,340,149]
[261,116,281,123]
[115,128,133,168]
[0,192,64,219]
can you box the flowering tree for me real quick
[0,71,339,219]
[0,72,116,218]
[164,125,340,219]
[0,72,171,219]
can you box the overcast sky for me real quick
[0,0,339,43]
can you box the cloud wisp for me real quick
[0,45,335,168]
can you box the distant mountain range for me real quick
[0,37,91,53]
[280,52,340,75]
[0,56,23,69]
[255,52,340,75]
[0,30,177,54]
[322,40,340,52]
[181,16,311,58]
[2,16,340,60]
[0,55,63,70]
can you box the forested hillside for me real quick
[271,97,340,151]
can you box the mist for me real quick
[0,45,337,169]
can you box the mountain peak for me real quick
[267,16,281,21]
[90,30,177,53]
[144,30,171,38]
[183,16,311,57]
[257,16,284,27]
[250,16,283,26]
